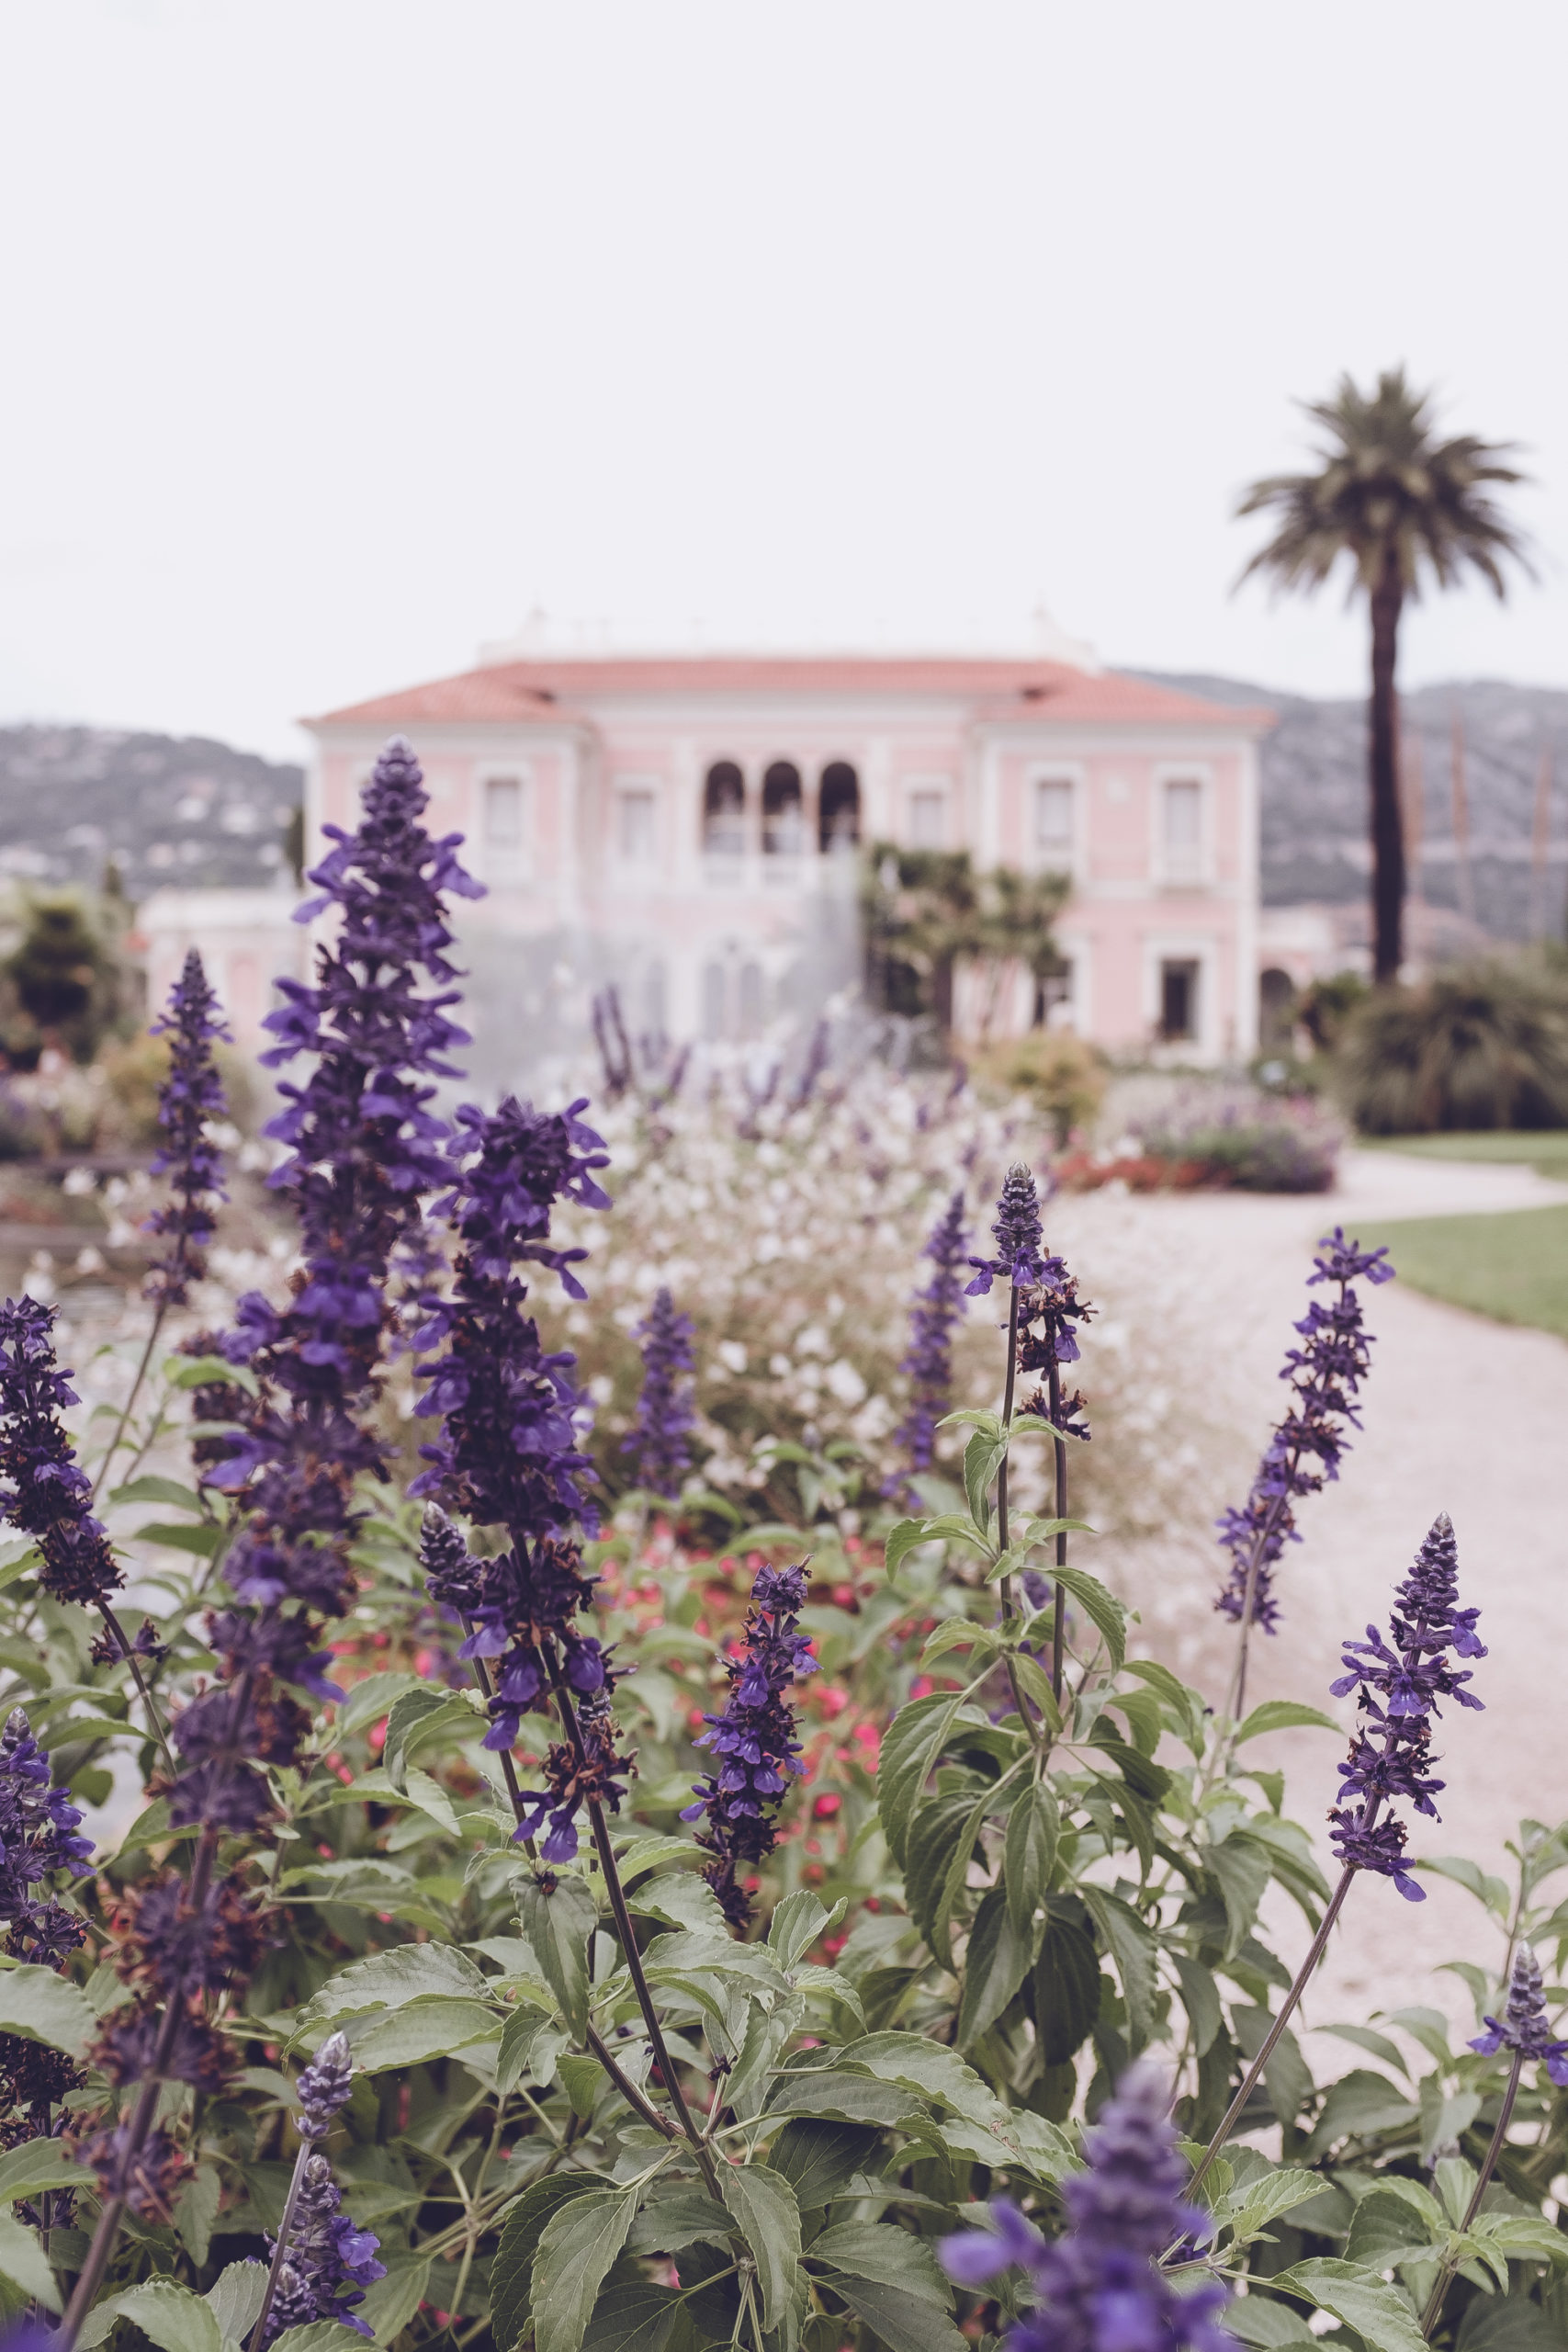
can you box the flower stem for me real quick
[994,1286,1040,1741]
[90,1306,168,1506]
[245,2134,312,2352]
[96,1600,178,1782]
[547,1663,725,2199]
[1046,1356,1067,1699]
[57,1826,220,2351]
[1186,1862,1357,2201]
[1420,2049,1525,2340]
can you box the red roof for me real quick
[306,655,1269,732]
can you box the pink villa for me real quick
[142,650,1270,1066]
[296,650,1271,1068]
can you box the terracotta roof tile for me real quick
[306,655,1269,731]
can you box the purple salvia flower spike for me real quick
[624,1287,696,1500]
[1471,1948,1568,2087]
[940,2066,1233,2352]
[1216,1226,1393,1634]
[143,948,231,1308]
[414,1093,626,1863]
[682,1559,817,1927]
[965,1162,1046,1296]
[260,2153,386,2346]
[886,1191,969,1502]
[296,2030,355,2141]
[0,1297,120,1609]
[1328,1512,1484,1900]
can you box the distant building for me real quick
[305,652,1271,1070]
[138,887,307,1054]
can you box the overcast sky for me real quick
[2,0,1564,763]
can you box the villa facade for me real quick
[301,653,1271,1068]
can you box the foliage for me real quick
[1057,1088,1342,1193]
[969,1033,1107,1148]
[0,890,131,1067]
[1338,959,1568,1135]
[862,847,1067,1031]
[0,742,1561,2352]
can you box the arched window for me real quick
[704,761,745,855]
[762,762,804,856]
[818,761,860,852]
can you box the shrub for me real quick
[970,1029,1107,1144]
[1060,1086,1342,1192]
[1339,956,1568,1133]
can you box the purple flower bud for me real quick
[684,1560,816,1927]
[886,1192,969,1502]
[261,2152,385,2346]
[0,1299,120,1609]
[297,2030,355,2140]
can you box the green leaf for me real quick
[628,2194,736,2256]
[1303,2069,1420,2159]
[1049,1566,1125,1670]
[1223,2299,1318,2350]
[271,2327,370,2352]
[491,2177,613,2352]
[1269,2258,1427,2352]
[628,1871,727,1935]
[721,2164,800,2333]
[383,1687,481,1788]
[0,1962,94,2059]
[495,2005,558,2097]
[518,1871,599,2040]
[535,2188,638,2352]
[175,2160,221,2267]
[168,1352,260,1394]
[1209,1832,1275,1959]
[825,2273,966,2352]
[905,1791,986,1967]
[1234,1701,1340,1743]
[767,1891,846,1972]
[0,2137,95,2204]
[956,1885,1037,2046]
[884,1518,938,1577]
[0,2211,57,2311]
[352,1996,502,2073]
[877,1690,968,1868]
[767,2120,882,2210]
[1079,1888,1157,2050]
[807,2223,950,2305]
[1416,1856,1512,1917]
[297,1941,490,2036]
[1009,1652,1065,1736]
[919,1621,999,1670]
[355,2258,431,2348]
[108,1475,206,1512]
[111,2280,225,2352]
[582,2267,682,2352]
[766,2073,933,2133]
[135,1520,222,1556]
[1346,2188,1445,2267]
[1172,1955,1224,2059]
[204,2261,268,2347]
[1033,1903,1100,2066]
[336,1671,426,1742]
[963,1430,1002,1536]
[400,1765,460,1835]
[1319,2021,1410,2077]
[1220,2167,1326,2250]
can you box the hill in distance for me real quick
[1132,671,1568,940]
[0,725,301,897]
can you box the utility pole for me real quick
[1450,703,1475,929]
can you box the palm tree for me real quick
[1238,368,1531,981]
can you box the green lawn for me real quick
[1362,1129,1568,1178]
[1372,1204,1568,1340]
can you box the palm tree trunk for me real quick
[1369,553,1406,983]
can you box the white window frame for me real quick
[611,774,662,875]
[476,764,531,885]
[903,775,953,851]
[1045,930,1092,1035]
[1026,763,1086,881]
[1152,763,1214,888]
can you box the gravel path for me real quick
[1058,1148,1568,2069]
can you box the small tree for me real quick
[3,890,125,1063]
[863,847,1067,1036]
